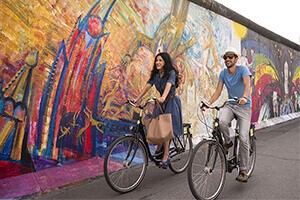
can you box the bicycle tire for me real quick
[247,135,256,177]
[169,132,193,173]
[188,139,226,200]
[104,135,148,193]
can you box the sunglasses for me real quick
[223,55,236,60]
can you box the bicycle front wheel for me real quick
[104,135,148,193]
[169,132,193,173]
[188,139,226,200]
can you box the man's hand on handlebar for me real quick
[237,96,247,105]
[200,101,210,111]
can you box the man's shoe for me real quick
[224,141,233,154]
[236,170,248,182]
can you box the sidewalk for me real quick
[0,113,299,199]
[0,157,104,199]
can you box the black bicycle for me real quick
[187,99,256,200]
[104,98,193,193]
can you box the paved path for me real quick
[28,118,299,200]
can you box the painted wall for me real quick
[0,0,299,179]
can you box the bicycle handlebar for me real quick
[201,97,239,110]
[127,98,157,109]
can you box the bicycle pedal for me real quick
[227,163,235,173]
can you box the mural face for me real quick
[0,0,299,179]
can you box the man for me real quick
[206,47,252,182]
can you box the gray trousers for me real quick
[219,104,252,171]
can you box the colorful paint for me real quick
[0,0,299,179]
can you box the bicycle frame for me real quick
[202,99,256,174]
[187,99,257,200]
[124,99,169,166]
[124,99,192,165]
[200,99,240,172]
[104,99,193,193]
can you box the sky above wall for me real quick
[215,0,300,45]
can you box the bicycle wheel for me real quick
[169,132,193,173]
[188,140,226,200]
[104,135,148,193]
[247,135,256,177]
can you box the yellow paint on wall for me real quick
[292,66,300,82]
[233,22,247,39]
[0,0,94,70]
[254,64,278,84]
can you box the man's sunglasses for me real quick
[223,55,236,60]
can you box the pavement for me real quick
[0,112,299,199]
[0,157,105,199]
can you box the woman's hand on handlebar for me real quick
[130,98,140,104]
[157,96,165,104]
[127,97,155,108]
[127,99,138,106]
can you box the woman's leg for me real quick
[155,143,163,153]
[162,140,170,162]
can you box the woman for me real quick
[133,52,183,169]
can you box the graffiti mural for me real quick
[0,0,299,179]
[241,29,300,122]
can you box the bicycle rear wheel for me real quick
[104,135,148,193]
[247,135,256,177]
[188,140,226,200]
[169,132,193,173]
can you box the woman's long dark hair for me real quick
[150,52,180,88]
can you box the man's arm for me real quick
[239,75,251,105]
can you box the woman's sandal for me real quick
[159,158,170,169]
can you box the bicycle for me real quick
[187,99,256,200]
[104,98,193,193]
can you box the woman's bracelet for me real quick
[242,96,248,100]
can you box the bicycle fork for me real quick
[123,112,145,168]
[204,142,219,173]
[123,137,139,168]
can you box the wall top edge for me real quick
[188,0,300,51]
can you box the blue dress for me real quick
[147,70,183,135]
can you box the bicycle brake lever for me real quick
[201,101,210,109]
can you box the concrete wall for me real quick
[0,0,299,179]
